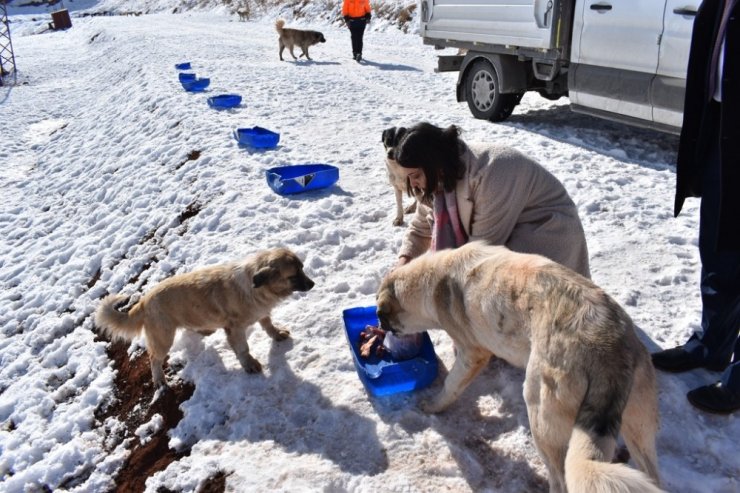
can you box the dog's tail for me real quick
[275,18,285,33]
[565,350,662,493]
[94,294,145,341]
[565,427,664,493]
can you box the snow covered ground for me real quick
[1,4,738,493]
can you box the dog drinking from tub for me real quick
[275,19,326,61]
[382,126,417,226]
[95,247,314,387]
[377,242,664,493]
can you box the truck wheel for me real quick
[465,60,520,122]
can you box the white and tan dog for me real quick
[376,242,662,493]
[95,247,314,387]
[381,126,417,226]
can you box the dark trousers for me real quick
[348,19,367,56]
[685,101,740,392]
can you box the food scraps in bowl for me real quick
[359,325,387,358]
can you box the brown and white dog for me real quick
[381,126,417,226]
[95,247,314,387]
[376,242,663,493]
[275,19,326,61]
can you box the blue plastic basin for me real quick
[207,94,242,109]
[265,164,339,195]
[175,62,192,70]
[181,78,210,92]
[342,306,438,397]
[178,72,196,82]
[234,126,280,149]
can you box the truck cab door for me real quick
[652,0,700,129]
[570,0,667,123]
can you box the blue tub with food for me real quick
[234,126,280,149]
[208,94,242,109]
[265,164,339,195]
[178,72,196,82]
[181,78,210,92]
[342,306,438,397]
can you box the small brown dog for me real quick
[275,19,326,61]
[95,247,314,387]
[382,127,417,226]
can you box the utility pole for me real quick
[0,0,17,86]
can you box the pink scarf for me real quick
[431,190,468,251]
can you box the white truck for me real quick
[420,0,702,134]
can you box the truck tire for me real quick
[465,60,520,122]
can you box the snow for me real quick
[1,2,738,492]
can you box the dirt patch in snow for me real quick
[93,336,205,492]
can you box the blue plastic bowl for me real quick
[207,94,242,109]
[342,306,438,397]
[175,62,192,70]
[234,126,280,149]
[178,72,196,82]
[181,78,210,92]
[265,164,339,195]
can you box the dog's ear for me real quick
[382,127,399,149]
[376,280,399,331]
[252,266,275,288]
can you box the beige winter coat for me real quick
[399,143,591,278]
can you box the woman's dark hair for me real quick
[393,122,465,201]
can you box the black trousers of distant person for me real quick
[347,18,367,59]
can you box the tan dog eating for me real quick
[95,247,314,387]
[376,242,663,493]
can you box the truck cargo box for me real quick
[420,0,567,50]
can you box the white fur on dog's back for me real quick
[566,428,664,493]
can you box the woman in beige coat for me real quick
[385,122,590,278]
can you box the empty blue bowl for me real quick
[175,62,192,70]
[342,306,438,397]
[181,78,210,92]
[207,94,242,109]
[178,72,196,82]
[265,164,339,195]
[234,126,280,149]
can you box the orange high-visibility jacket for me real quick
[342,0,371,18]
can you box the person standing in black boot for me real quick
[342,0,371,62]
[651,0,740,415]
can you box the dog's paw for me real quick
[393,217,404,227]
[271,327,290,341]
[419,395,449,414]
[243,357,263,373]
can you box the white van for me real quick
[421,0,701,133]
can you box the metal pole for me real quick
[0,0,17,86]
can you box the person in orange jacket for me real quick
[342,0,371,62]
